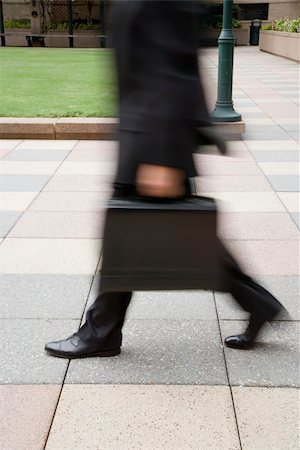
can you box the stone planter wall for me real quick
[259,30,300,62]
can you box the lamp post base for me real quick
[210,103,241,122]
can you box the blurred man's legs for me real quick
[45,182,284,358]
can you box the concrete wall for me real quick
[259,30,300,61]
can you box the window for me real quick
[237,3,269,21]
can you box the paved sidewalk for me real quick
[0,47,299,449]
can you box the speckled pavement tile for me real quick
[220,321,299,387]
[55,161,116,176]
[8,211,105,238]
[66,319,227,385]
[29,191,109,212]
[202,192,285,212]
[4,149,71,161]
[258,162,299,175]
[44,174,112,192]
[291,212,300,228]
[0,211,23,237]
[0,148,13,159]
[215,276,300,321]
[15,139,77,150]
[0,274,93,319]
[277,192,300,212]
[218,212,299,240]
[0,385,61,450]
[0,174,51,191]
[0,161,61,174]
[0,319,79,384]
[45,385,240,450]
[72,139,117,151]
[194,160,261,176]
[225,240,298,275]
[85,283,216,320]
[195,175,272,192]
[0,238,101,274]
[127,291,217,320]
[0,192,39,210]
[250,150,299,162]
[232,387,299,450]
[266,175,300,192]
[244,140,299,151]
[0,139,22,150]
[67,147,118,161]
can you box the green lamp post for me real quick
[0,0,5,47]
[210,0,241,122]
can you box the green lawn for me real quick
[0,48,117,117]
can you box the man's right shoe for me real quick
[45,333,120,359]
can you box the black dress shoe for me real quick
[45,333,120,359]
[224,315,268,350]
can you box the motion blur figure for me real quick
[45,1,284,359]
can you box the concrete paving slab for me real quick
[226,240,298,275]
[233,387,299,450]
[276,123,300,133]
[29,191,109,212]
[0,238,101,274]
[72,140,117,151]
[0,385,60,450]
[250,150,300,162]
[0,211,22,237]
[85,283,216,320]
[195,161,261,176]
[220,320,299,387]
[291,212,300,228]
[67,148,118,161]
[0,192,38,211]
[277,192,300,212]
[0,139,22,150]
[128,291,217,320]
[0,274,93,319]
[288,131,300,141]
[46,385,239,450]
[8,211,105,238]
[0,161,61,175]
[244,140,299,151]
[0,175,51,191]
[4,149,71,161]
[215,276,300,321]
[258,162,299,175]
[201,192,285,213]
[66,319,227,385]
[195,175,272,192]
[0,319,79,383]
[0,149,13,159]
[218,212,299,240]
[15,139,77,151]
[44,174,112,192]
[55,161,116,176]
[242,131,290,141]
[267,175,299,192]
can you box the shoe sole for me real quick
[45,348,121,359]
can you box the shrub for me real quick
[261,24,272,31]
[273,18,300,33]
[4,19,30,29]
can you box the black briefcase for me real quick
[100,196,226,292]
